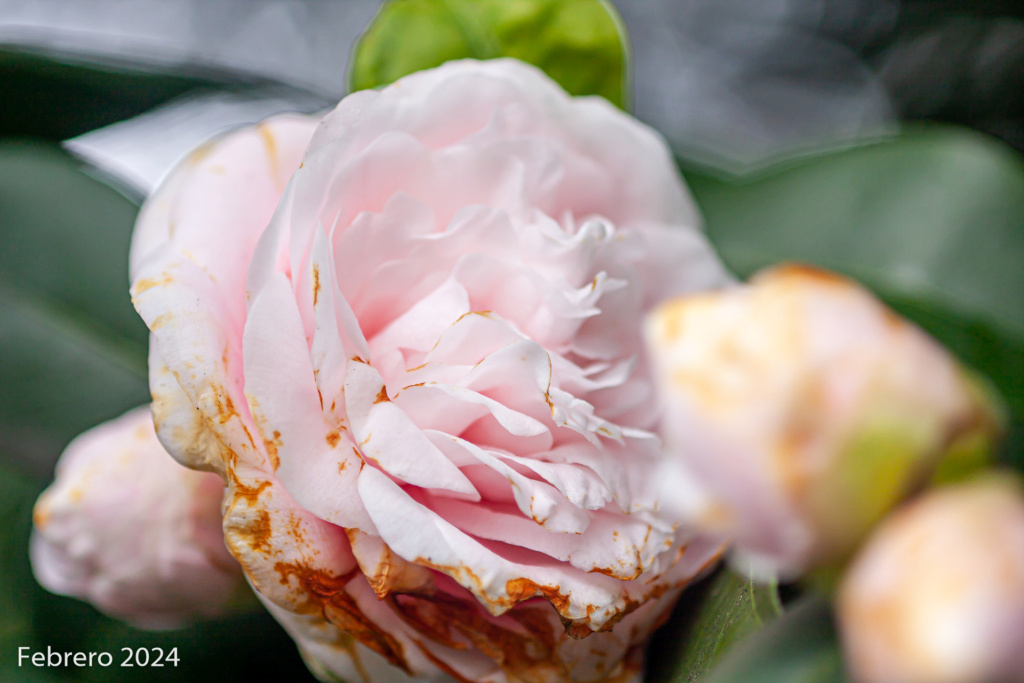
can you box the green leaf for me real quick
[0,466,62,682]
[684,125,1024,464]
[349,0,630,108]
[0,50,219,141]
[647,568,783,682]
[0,141,151,479]
[700,594,848,683]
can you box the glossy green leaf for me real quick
[0,141,150,479]
[684,125,1024,465]
[647,568,783,682]
[350,0,630,108]
[701,594,847,683]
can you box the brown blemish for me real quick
[256,122,282,189]
[397,595,559,679]
[543,354,555,417]
[245,510,274,554]
[286,514,307,546]
[272,562,412,673]
[373,387,390,404]
[326,430,342,448]
[210,389,239,425]
[150,313,172,330]
[312,264,322,308]
[33,502,51,530]
[316,388,324,411]
[589,565,643,581]
[264,430,283,471]
[240,424,258,453]
[133,272,173,294]
[453,310,493,324]
[230,477,271,506]
[504,578,572,616]
[338,461,347,474]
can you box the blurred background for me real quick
[1,1,1022,681]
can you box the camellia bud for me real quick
[644,264,1004,579]
[838,476,1024,683]
[31,405,244,629]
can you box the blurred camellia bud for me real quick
[645,264,1004,580]
[31,405,244,629]
[838,476,1024,683]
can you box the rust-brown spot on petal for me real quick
[133,272,173,295]
[504,578,572,616]
[150,313,172,330]
[230,476,271,506]
[326,430,342,448]
[246,510,274,554]
[264,430,282,471]
[373,387,390,404]
[256,121,282,190]
[398,595,563,681]
[273,562,412,673]
[312,264,321,309]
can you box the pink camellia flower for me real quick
[644,265,1004,581]
[128,59,729,681]
[838,477,1024,683]
[31,405,242,629]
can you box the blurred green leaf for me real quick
[0,50,221,141]
[647,568,782,682]
[685,125,1024,466]
[350,0,630,108]
[700,594,847,683]
[0,141,150,479]
[0,465,62,682]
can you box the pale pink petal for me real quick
[345,360,479,497]
[242,272,373,531]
